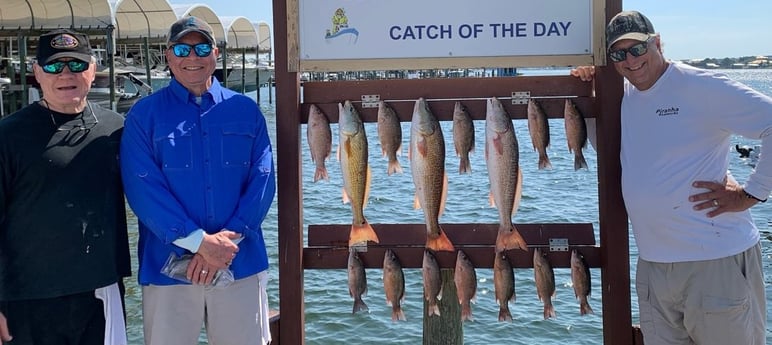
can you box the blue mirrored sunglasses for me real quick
[608,38,654,62]
[171,43,213,58]
[41,60,90,74]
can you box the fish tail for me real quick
[352,298,369,314]
[580,300,594,315]
[387,159,403,175]
[314,166,329,182]
[459,157,472,174]
[426,228,455,252]
[349,221,380,246]
[538,155,553,170]
[498,306,512,322]
[574,153,588,170]
[495,225,528,252]
[392,305,406,321]
[460,303,474,322]
[428,302,441,317]
[543,302,556,319]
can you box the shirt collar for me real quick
[168,76,226,105]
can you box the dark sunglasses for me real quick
[41,59,90,74]
[171,43,213,58]
[608,38,654,63]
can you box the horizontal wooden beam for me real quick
[304,223,599,269]
[299,76,595,123]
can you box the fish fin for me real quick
[413,193,421,210]
[544,303,556,319]
[352,298,369,314]
[489,191,496,208]
[459,157,471,174]
[495,224,528,252]
[387,159,403,175]
[574,153,588,170]
[392,306,406,321]
[428,304,441,317]
[460,304,473,322]
[493,132,505,155]
[349,221,380,246]
[438,173,448,218]
[512,167,523,218]
[580,300,594,315]
[417,136,428,158]
[342,188,350,204]
[336,142,341,161]
[363,165,372,209]
[426,227,455,252]
[397,143,403,156]
[538,155,553,170]
[380,147,387,157]
[314,166,329,182]
[498,307,513,322]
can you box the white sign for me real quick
[298,0,593,61]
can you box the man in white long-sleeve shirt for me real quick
[572,10,770,345]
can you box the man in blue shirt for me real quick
[121,16,276,345]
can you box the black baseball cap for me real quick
[36,29,93,65]
[168,16,215,45]
[606,11,656,49]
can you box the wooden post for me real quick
[423,269,462,345]
[274,0,305,343]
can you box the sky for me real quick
[184,0,772,61]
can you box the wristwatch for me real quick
[744,190,767,203]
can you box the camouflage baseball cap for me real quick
[605,11,655,49]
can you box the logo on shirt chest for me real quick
[656,106,679,117]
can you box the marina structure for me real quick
[0,0,273,115]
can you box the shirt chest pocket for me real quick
[153,130,193,170]
[221,123,256,168]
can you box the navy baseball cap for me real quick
[168,16,215,45]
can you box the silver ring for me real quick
[712,199,719,207]
[201,269,208,275]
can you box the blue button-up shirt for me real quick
[121,78,276,285]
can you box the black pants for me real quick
[1,290,105,345]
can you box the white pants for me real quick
[142,272,270,345]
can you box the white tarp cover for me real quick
[221,16,258,48]
[0,0,113,30]
[112,0,177,39]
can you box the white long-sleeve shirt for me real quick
[621,62,772,262]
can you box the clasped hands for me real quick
[186,230,241,285]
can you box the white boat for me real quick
[89,69,152,113]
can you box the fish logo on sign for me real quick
[325,7,359,43]
[51,34,79,49]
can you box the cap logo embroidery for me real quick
[50,34,79,49]
[186,17,197,28]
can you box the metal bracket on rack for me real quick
[549,238,569,252]
[361,94,381,108]
[511,91,531,105]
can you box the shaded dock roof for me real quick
[0,0,270,51]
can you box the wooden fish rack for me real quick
[272,0,644,343]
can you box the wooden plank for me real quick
[308,223,596,246]
[299,55,596,72]
[303,246,600,270]
[298,76,594,123]
[305,222,599,269]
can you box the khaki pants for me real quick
[142,273,266,345]
[636,243,766,345]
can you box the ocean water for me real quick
[123,68,772,344]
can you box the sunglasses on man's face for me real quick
[608,38,654,63]
[41,60,90,74]
[170,43,213,58]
